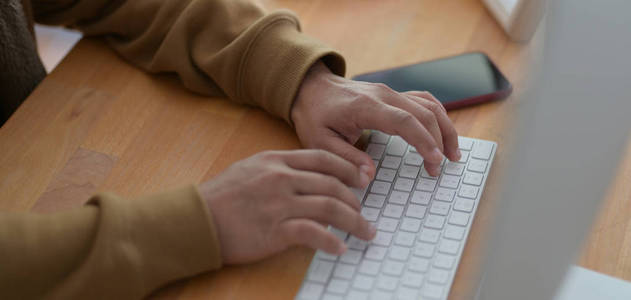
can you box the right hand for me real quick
[198,150,377,265]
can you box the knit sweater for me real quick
[0,0,345,299]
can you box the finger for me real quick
[383,95,445,153]
[406,95,461,161]
[292,195,376,241]
[291,170,362,211]
[317,135,376,182]
[354,100,444,166]
[282,149,369,189]
[404,91,447,113]
[279,219,346,255]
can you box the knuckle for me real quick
[395,110,416,124]
[322,197,340,217]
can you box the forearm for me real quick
[32,0,345,123]
[0,186,221,300]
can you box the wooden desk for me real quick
[1,0,629,299]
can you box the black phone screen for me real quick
[352,52,512,107]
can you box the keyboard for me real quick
[295,132,497,300]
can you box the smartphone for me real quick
[352,52,512,110]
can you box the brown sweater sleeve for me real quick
[0,186,221,299]
[31,0,346,124]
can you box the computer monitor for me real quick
[476,0,631,299]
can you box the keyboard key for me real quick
[373,231,393,246]
[347,236,369,251]
[353,275,375,290]
[370,131,390,144]
[458,137,474,150]
[377,275,399,291]
[383,204,404,219]
[439,240,460,255]
[394,231,416,246]
[330,227,348,241]
[381,155,402,169]
[424,215,446,229]
[414,243,435,258]
[416,179,437,192]
[365,245,388,261]
[359,260,381,276]
[308,260,335,283]
[347,290,369,300]
[388,190,409,205]
[430,202,451,216]
[397,286,419,300]
[386,136,407,156]
[434,254,456,269]
[322,293,344,300]
[297,282,324,300]
[361,207,380,222]
[364,193,386,208]
[434,188,455,202]
[404,152,423,166]
[444,225,466,240]
[389,246,411,261]
[377,217,399,232]
[405,204,427,219]
[370,180,391,195]
[411,191,432,205]
[454,197,475,212]
[366,143,386,159]
[383,260,405,276]
[369,290,393,300]
[394,178,414,192]
[468,158,488,173]
[422,283,444,298]
[333,264,356,279]
[439,174,460,189]
[458,185,479,199]
[444,161,465,175]
[340,249,363,264]
[399,165,420,178]
[428,269,450,284]
[327,278,350,294]
[419,229,441,243]
[351,187,367,203]
[463,172,484,186]
[408,256,431,272]
[449,211,470,226]
[472,140,494,160]
[458,150,469,163]
[401,272,424,287]
[376,168,396,182]
[400,217,422,232]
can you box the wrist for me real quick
[291,61,339,124]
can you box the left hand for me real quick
[291,61,461,179]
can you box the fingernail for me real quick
[431,147,444,162]
[360,164,373,180]
[455,149,462,161]
[359,172,370,188]
[368,225,377,239]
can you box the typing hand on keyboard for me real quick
[290,61,461,179]
[297,133,497,300]
[198,149,377,264]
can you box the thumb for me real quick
[320,136,376,181]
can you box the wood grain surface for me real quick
[1,0,629,299]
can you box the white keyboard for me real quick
[295,132,497,300]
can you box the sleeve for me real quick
[31,0,346,124]
[0,186,222,300]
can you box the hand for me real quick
[291,61,461,177]
[198,150,376,264]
